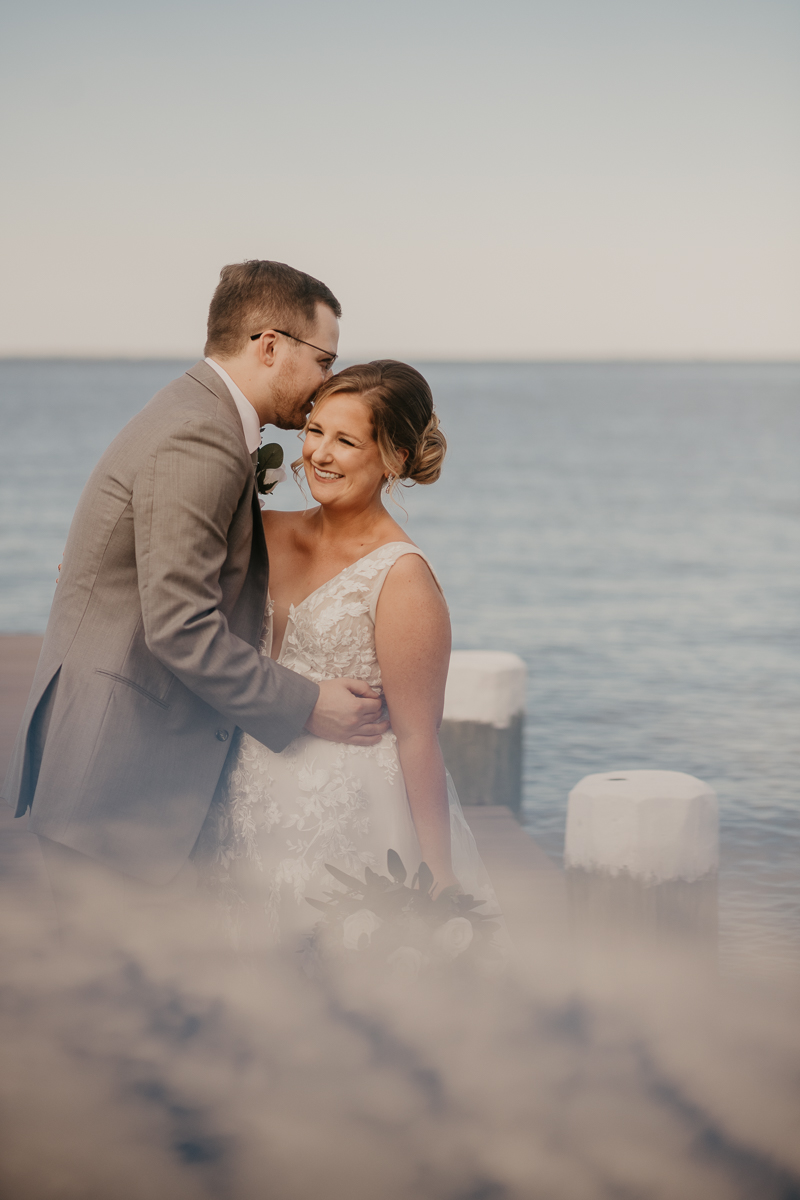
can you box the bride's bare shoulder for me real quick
[379,547,446,606]
[375,550,449,655]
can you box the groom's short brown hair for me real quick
[205,260,341,358]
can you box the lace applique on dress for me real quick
[257,596,274,656]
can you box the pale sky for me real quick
[1,0,797,359]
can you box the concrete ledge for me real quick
[461,805,556,873]
[462,805,567,955]
[440,715,523,811]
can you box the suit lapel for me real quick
[185,360,250,457]
[186,362,268,647]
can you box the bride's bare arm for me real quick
[374,554,455,895]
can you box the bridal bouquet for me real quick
[306,851,503,980]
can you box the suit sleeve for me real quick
[132,415,319,752]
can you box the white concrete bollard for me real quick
[564,770,718,882]
[438,651,527,811]
[564,770,719,949]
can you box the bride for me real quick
[201,360,500,947]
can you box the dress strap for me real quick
[366,543,447,622]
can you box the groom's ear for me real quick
[253,330,281,368]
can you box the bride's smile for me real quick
[312,467,343,481]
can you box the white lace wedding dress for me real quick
[200,541,501,947]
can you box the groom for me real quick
[2,260,387,892]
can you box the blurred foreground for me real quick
[1,849,799,1200]
[1,638,799,1198]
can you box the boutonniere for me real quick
[256,443,287,497]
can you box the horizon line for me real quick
[1,353,799,367]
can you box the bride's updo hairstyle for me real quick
[306,360,446,487]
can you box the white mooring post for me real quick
[564,770,719,948]
[438,651,526,812]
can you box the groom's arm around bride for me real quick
[1,260,387,887]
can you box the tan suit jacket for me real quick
[1,362,318,884]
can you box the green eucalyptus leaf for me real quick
[387,849,407,884]
[417,862,434,896]
[324,863,366,893]
[258,442,284,471]
[364,866,392,890]
[256,443,285,494]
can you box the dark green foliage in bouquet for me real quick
[306,850,504,977]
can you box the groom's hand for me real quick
[305,678,389,745]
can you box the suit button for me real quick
[215,729,229,742]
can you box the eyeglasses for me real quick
[250,328,338,370]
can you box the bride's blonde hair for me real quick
[293,360,446,489]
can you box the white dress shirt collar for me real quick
[204,357,262,454]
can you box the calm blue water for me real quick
[2,359,799,970]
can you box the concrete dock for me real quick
[0,635,563,946]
